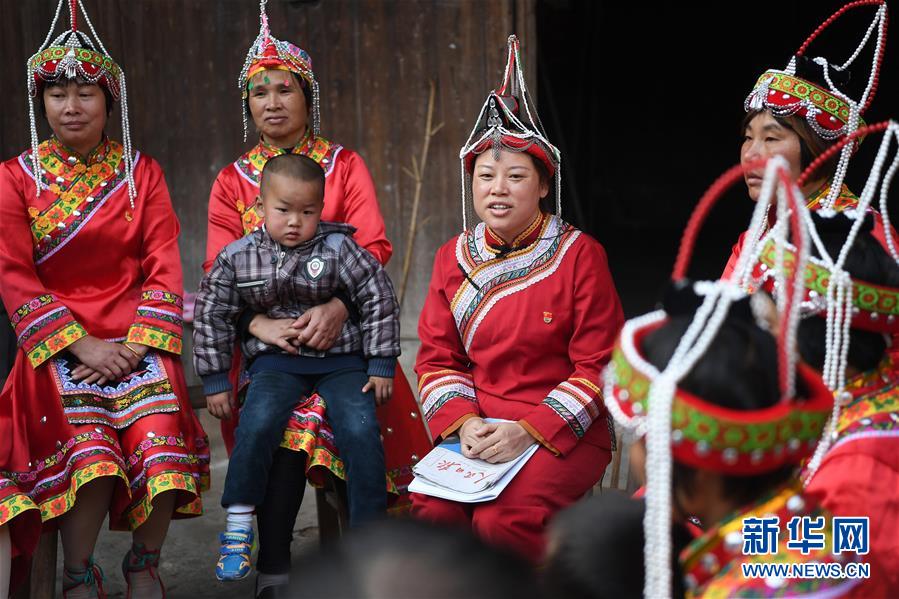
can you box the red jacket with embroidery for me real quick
[416,214,624,456]
[804,360,899,598]
[0,138,184,368]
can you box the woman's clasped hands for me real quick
[68,335,148,385]
[459,417,536,464]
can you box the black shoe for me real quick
[256,583,292,598]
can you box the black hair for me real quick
[797,213,899,372]
[544,492,691,599]
[292,518,538,599]
[40,76,114,117]
[260,153,325,201]
[641,294,797,506]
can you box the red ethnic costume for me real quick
[205,3,430,503]
[605,160,862,598]
[723,0,890,279]
[0,1,208,591]
[410,36,624,561]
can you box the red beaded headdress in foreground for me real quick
[603,157,834,598]
[26,0,136,205]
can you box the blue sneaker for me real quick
[216,529,254,582]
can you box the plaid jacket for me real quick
[193,222,400,387]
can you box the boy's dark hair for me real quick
[798,213,899,373]
[544,492,690,599]
[641,299,796,506]
[260,153,325,200]
[292,518,537,599]
[40,77,115,117]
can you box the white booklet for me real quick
[409,419,539,503]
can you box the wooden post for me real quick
[11,530,57,599]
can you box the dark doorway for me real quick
[537,0,899,316]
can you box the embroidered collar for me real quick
[830,356,899,448]
[235,129,340,186]
[805,180,860,212]
[45,136,115,168]
[19,137,133,265]
[484,212,547,253]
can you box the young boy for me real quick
[193,153,399,582]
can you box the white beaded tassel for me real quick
[26,0,67,195]
[877,123,899,263]
[731,157,791,288]
[819,4,886,210]
[803,121,899,484]
[76,0,136,206]
[641,161,812,598]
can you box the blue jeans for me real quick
[221,367,386,526]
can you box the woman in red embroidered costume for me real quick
[604,160,864,598]
[0,2,209,597]
[203,2,430,594]
[410,36,624,561]
[723,1,890,279]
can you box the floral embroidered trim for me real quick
[27,321,87,368]
[141,290,183,308]
[124,471,202,530]
[39,460,129,521]
[16,306,69,345]
[51,352,179,429]
[136,306,183,328]
[12,294,55,325]
[234,133,342,188]
[19,139,139,265]
[127,324,182,354]
[0,490,39,527]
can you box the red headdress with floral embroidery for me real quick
[744,0,888,211]
[744,0,887,139]
[26,0,136,205]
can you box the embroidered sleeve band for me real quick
[419,370,477,421]
[126,289,184,354]
[541,378,603,440]
[13,294,87,367]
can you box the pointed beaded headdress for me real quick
[26,0,136,206]
[603,157,835,598]
[239,0,320,142]
[744,0,888,210]
[459,35,561,230]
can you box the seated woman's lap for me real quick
[411,437,611,560]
